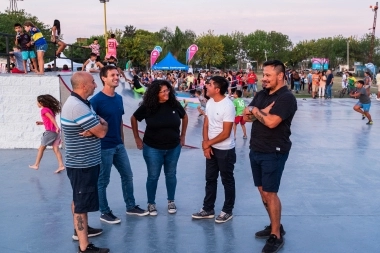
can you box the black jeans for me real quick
[203,147,236,214]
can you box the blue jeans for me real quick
[143,143,182,204]
[326,84,332,98]
[294,81,300,91]
[98,144,136,213]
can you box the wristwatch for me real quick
[248,106,254,113]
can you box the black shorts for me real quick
[249,150,289,192]
[66,165,100,213]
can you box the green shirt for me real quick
[233,98,245,116]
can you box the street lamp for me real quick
[99,0,109,54]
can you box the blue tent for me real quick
[152,52,189,71]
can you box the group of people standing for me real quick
[48,59,297,253]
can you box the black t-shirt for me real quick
[326,74,334,85]
[133,75,142,89]
[133,101,186,149]
[249,86,297,153]
[17,33,32,51]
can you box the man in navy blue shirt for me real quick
[90,65,149,224]
[325,69,334,99]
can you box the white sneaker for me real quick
[148,204,157,216]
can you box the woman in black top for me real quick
[131,80,188,216]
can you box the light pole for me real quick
[100,0,109,54]
[347,38,350,70]
[264,50,268,61]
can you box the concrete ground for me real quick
[1,97,380,253]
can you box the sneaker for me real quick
[168,201,177,214]
[362,114,366,120]
[126,205,149,216]
[148,203,157,216]
[261,234,284,253]
[78,243,109,253]
[192,208,215,219]
[72,226,103,240]
[100,211,121,224]
[366,120,373,125]
[215,211,233,223]
[243,135,247,139]
[255,224,286,239]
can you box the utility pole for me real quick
[369,2,378,62]
[264,50,267,62]
[347,38,350,70]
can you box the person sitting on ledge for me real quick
[83,53,104,73]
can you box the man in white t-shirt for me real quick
[192,76,236,223]
[376,70,380,100]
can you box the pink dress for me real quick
[106,38,118,58]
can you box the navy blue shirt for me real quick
[326,74,334,85]
[90,92,124,149]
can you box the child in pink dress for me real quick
[106,34,118,59]
[29,95,65,173]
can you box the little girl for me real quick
[29,95,65,173]
[51,19,67,57]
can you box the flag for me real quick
[154,46,162,52]
[150,50,160,68]
[187,44,198,63]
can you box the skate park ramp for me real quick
[59,72,251,149]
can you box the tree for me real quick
[123,25,136,38]
[195,30,224,68]
[218,34,236,69]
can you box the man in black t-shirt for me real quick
[243,60,297,253]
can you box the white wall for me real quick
[0,74,60,149]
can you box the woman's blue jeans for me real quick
[143,144,182,204]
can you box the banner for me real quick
[154,46,162,52]
[187,44,198,63]
[150,50,160,68]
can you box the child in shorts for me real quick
[350,80,373,125]
[23,21,48,74]
[14,23,37,73]
[233,90,247,139]
[195,90,208,116]
[29,95,65,173]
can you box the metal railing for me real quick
[0,32,91,73]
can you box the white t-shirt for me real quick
[205,96,235,150]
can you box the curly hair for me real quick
[37,95,61,115]
[142,80,178,115]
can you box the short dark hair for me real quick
[263,60,286,80]
[14,23,22,28]
[93,38,98,41]
[90,53,97,57]
[357,80,364,85]
[195,90,202,96]
[235,90,242,97]
[110,34,115,38]
[210,76,229,95]
[99,65,118,86]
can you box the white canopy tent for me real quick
[44,53,83,69]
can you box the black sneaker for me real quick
[148,203,157,216]
[168,201,177,214]
[362,114,366,120]
[255,224,286,239]
[261,234,284,253]
[72,226,103,240]
[215,211,233,223]
[78,243,109,253]
[366,120,373,125]
[100,211,121,224]
[126,205,149,216]
[191,209,215,219]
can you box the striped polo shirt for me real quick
[61,93,101,168]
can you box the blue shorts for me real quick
[356,102,371,112]
[249,150,289,192]
[35,43,48,52]
[21,51,36,60]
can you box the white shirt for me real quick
[205,96,235,150]
[85,59,98,72]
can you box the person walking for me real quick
[90,66,149,224]
[325,69,334,99]
[243,60,297,253]
[192,76,236,223]
[350,80,373,125]
[131,80,188,216]
[61,72,109,253]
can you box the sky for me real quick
[1,0,379,44]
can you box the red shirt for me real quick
[247,73,257,84]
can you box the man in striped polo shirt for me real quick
[61,72,110,253]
